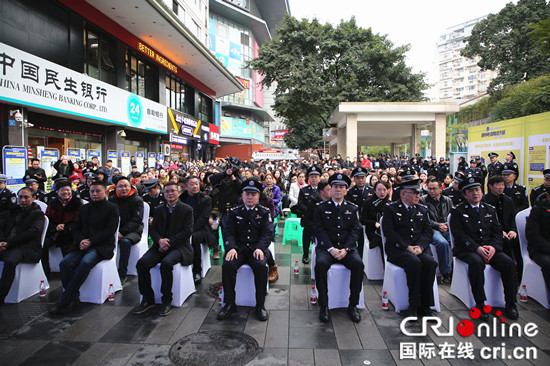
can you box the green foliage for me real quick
[529,17,550,54]
[492,74,550,120]
[283,122,324,151]
[461,0,550,93]
[248,16,428,149]
[455,97,499,124]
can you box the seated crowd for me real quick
[0,151,548,325]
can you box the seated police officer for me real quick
[133,181,193,317]
[442,171,466,207]
[142,178,165,225]
[297,166,322,264]
[382,179,438,318]
[502,163,528,213]
[217,179,273,321]
[526,185,550,292]
[24,178,46,203]
[314,173,364,323]
[449,175,518,320]
[345,167,372,257]
[530,168,550,206]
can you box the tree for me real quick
[529,17,550,54]
[283,122,324,151]
[248,16,428,149]
[461,0,550,93]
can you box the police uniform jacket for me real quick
[143,192,165,217]
[78,185,90,201]
[449,201,503,256]
[442,186,465,206]
[303,194,322,230]
[526,194,550,256]
[435,163,450,182]
[223,204,273,254]
[345,185,371,212]
[419,194,453,230]
[0,202,45,262]
[314,199,361,252]
[149,202,194,265]
[297,185,320,219]
[530,185,547,207]
[482,192,517,233]
[381,200,433,258]
[209,171,243,212]
[0,188,17,230]
[360,195,389,248]
[487,161,504,177]
[504,184,528,213]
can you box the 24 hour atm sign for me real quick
[0,42,167,133]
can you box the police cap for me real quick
[399,168,416,181]
[454,171,466,183]
[328,173,351,188]
[488,152,498,158]
[351,167,367,177]
[502,163,518,176]
[142,178,160,192]
[396,178,422,193]
[459,175,483,192]
[306,165,321,176]
[0,174,7,183]
[241,178,263,193]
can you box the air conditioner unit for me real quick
[163,144,171,155]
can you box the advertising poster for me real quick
[525,112,550,193]
[120,151,131,175]
[220,117,264,143]
[67,148,81,161]
[2,146,27,192]
[107,150,118,164]
[40,149,59,177]
[136,152,144,172]
[148,153,156,169]
[87,150,101,165]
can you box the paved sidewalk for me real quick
[0,219,549,365]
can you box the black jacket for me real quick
[223,204,273,254]
[504,183,528,213]
[149,202,194,265]
[297,185,320,220]
[109,189,144,244]
[70,198,119,259]
[449,201,503,256]
[314,199,361,252]
[53,159,74,180]
[360,195,389,249]
[420,194,453,230]
[0,202,44,262]
[180,191,216,248]
[526,195,550,257]
[381,200,432,259]
[23,167,47,191]
[482,192,517,233]
[209,171,243,212]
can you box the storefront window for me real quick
[165,73,194,115]
[198,94,212,123]
[83,27,117,86]
[125,51,159,101]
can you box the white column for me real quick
[432,113,447,159]
[346,114,357,159]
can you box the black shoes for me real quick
[132,300,155,315]
[159,303,172,316]
[418,307,435,320]
[505,303,519,320]
[441,274,452,285]
[302,255,310,265]
[256,305,269,321]
[217,303,237,320]
[348,306,361,323]
[193,273,202,285]
[400,307,418,318]
[49,301,73,315]
[319,306,329,323]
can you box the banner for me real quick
[2,146,27,192]
[220,117,263,142]
[107,150,118,163]
[87,149,101,164]
[40,149,59,177]
[0,42,167,134]
[120,151,131,175]
[67,148,81,161]
[209,123,219,145]
[148,153,156,169]
[136,152,144,172]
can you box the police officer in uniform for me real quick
[0,174,17,235]
[217,179,273,321]
[392,168,417,202]
[466,158,486,193]
[314,173,363,323]
[345,167,372,257]
[502,163,528,213]
[435,157,450,183]
[142,179,165,224]
[526,185,550,293]
[449,175,518,320]
[382,179,437,318]
[530,169,550,206]
[487,152,503,178]
[24,178,46,202]
[297,165,322,264]
[442,172,466,207]
[78,173,97,201]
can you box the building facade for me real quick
[434,16,498,103]
[0,0,243,177]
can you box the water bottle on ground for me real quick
[39,280,47,297]
[218,286,223,305]
[108,283,115,301]
[382,291,389,310]
[519,284,528,303]
[310,286,318,304]
[294,260,299,274]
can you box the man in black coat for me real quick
[134,181,194,317]
[449,175,518,321]
[345,167,372,257]
[180,175,215,284]
[530,169,550,206]
[23,158,47,191]
[0,187,45,305]
[487,152,503,178]
[217,179,273,322]
[526,186,550,292]
[53,156,74,180]
[0,174,17,238]
[314,173,364,323]
[297,165,322,264]
[50,181,119,314]
[109,176,144,283]
[382,179,437,318]
[442,172,466,207]
[502,164,528,213]
[482,175,521,281]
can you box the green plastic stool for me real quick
[274,216,279,236]
[218,227,224,250]
[282,217,303,246]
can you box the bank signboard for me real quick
[0,42,167,134]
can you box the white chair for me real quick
[0,216,50,303]
[310,242,366,310]
[363,228,385,280]
[150,261,196,307]
[222,243,274,307]
[516,208,550,309]
[117,202,150,276]
[199,244,211,278]
[49,247,63,272]
[35,200,47,213]
[380,217,441,313]
[430,244,441,276]
[78,221,123,304]
[448,214,505,309]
